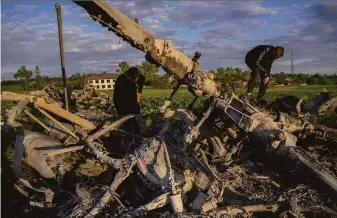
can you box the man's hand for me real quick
[263,76,270,84]
[137,93,141,102]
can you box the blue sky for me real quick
[1,1,337,80]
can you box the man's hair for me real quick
[192,51,201,62]
[125,67,141,80]
[276,46,284,57]
[195,51,201,58]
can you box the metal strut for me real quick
[55,3,69,111]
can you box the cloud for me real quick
[13,4,38,13]
[168,1,282,28]
[1,17,145,79]
[190,0,337,74]
[277,58,320,67]
[79,13,90,19]
[200,23,242,40]
[153,28,182,38]
[310,1,337,22]
[263,1,337,74]
[2,1,337,80]
[107,1,168,20]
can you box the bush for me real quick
[151,77,170,89]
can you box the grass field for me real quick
[2,84,336,97]
[100,85,337,99]
[1,84,336,116]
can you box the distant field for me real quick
[1,84,336,116]
[2,84,336,99]
[1,84,25,92]
[99,85,337,100]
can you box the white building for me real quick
[85,73,118,90]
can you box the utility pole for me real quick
[291,49,294,74]
[55,3,69,111]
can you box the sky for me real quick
[1,1,337,80]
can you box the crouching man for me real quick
[245,45,284,101]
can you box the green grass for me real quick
[98,85,337,115]
[3,84,335,98]
[97,85,337,98]
[1,84,26,92]
[1,84,336,117]
[98,87,186,98]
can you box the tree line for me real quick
[2,65,87,90]
[2,63,337,91]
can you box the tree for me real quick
[216,67,226,75]
[242,71,250,82]
[70,73,82,80]
[307,77,318,84]
[294,73,306,84]
[136,61,159,85]
[116,61,130,74]
[312,73,328,85]
[14,65,33,90]
[276,72,288,84]
[225,67,235,75]
[234,67,242,74]
[152,75,170,89]
[34,66,44,89]
[69,73,85,89]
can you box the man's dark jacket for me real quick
[113,73,144,115]
[245,45,277,74]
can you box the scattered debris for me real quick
[1,1,336,217]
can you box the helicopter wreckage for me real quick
[1,1,337,217]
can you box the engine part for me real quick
[305,91,331,114]
[14,131,83,179]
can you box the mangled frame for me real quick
[1,1,337,217]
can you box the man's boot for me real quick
[241,93,253,103]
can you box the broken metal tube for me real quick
[115,129,145,140]
[87,114,136,142]
[37,107,78,140]
[85,140,123,169]
[24,110,52,133]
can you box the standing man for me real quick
[113,67,145,137]
[244,45,284,100]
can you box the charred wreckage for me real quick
[1,1,337,217]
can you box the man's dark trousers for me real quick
[245,56,269,99]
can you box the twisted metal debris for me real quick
[1,1,337,217]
